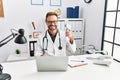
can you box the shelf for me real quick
[58,18,85,55]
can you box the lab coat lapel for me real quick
[54,33,59,45]
[47,31,53,44]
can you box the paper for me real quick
[68,56,88,68]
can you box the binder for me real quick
[29,40,37,56]
[67,6,79,18]
[67,7,73,18]
[73,6,79,18]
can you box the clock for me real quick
[84,0,92,3]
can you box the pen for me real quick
[70,60,85,62]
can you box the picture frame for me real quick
[33,31,40,38]
[0,0,4,17]
[50,0,62,6]
[31,0,43,5]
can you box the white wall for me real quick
[0,0,105,62]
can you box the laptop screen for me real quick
[35,56,68,72]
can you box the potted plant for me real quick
[15,49,21,55]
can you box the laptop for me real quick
[35,56,68,72]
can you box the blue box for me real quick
[67,7,73,18]
[67,6,79,18]
[73,6,79,18]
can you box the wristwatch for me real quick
[84,0,92,3]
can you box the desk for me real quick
[2,54,120,80]
[7,53,34,62]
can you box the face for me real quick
[46,15,58,31]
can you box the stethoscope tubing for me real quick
[42,30,62,54]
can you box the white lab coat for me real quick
[35,30,76,56]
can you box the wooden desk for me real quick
[2,54,120,80]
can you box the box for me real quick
[67,6,80,18]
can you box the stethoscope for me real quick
[42,30,62,54]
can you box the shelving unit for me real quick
[58,18,85,55]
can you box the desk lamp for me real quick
[0,28,27,80]
[0,28,27,47]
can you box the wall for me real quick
[0,0,105,62]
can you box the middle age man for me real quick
[35,12,76,56]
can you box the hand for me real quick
[40,53,45,56]
[66,28,74,44]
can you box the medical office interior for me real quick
[0,0,105,62]
[0,0,120,79]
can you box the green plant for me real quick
[15,49,21,54]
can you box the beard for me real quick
[48,25,57,31]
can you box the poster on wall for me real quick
[31,0,43,5]
[50,0,62,6]
[0,0,4,17]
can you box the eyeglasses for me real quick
[46,20,58,24]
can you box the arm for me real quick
[66,28,76,54]
[66,37,76,53]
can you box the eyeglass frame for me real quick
[46,20,58,24]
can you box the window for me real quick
[102,0,120,62]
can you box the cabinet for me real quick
[58,18,85,55]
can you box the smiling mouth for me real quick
[49,25,57,30]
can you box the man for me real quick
[35,12,76,56]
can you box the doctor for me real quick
[35,12,76,56]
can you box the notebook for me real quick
[35,56,68,72]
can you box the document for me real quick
[68,56,88,68]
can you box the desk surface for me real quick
[2,54,120,80]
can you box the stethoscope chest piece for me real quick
[58,46,62,50]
